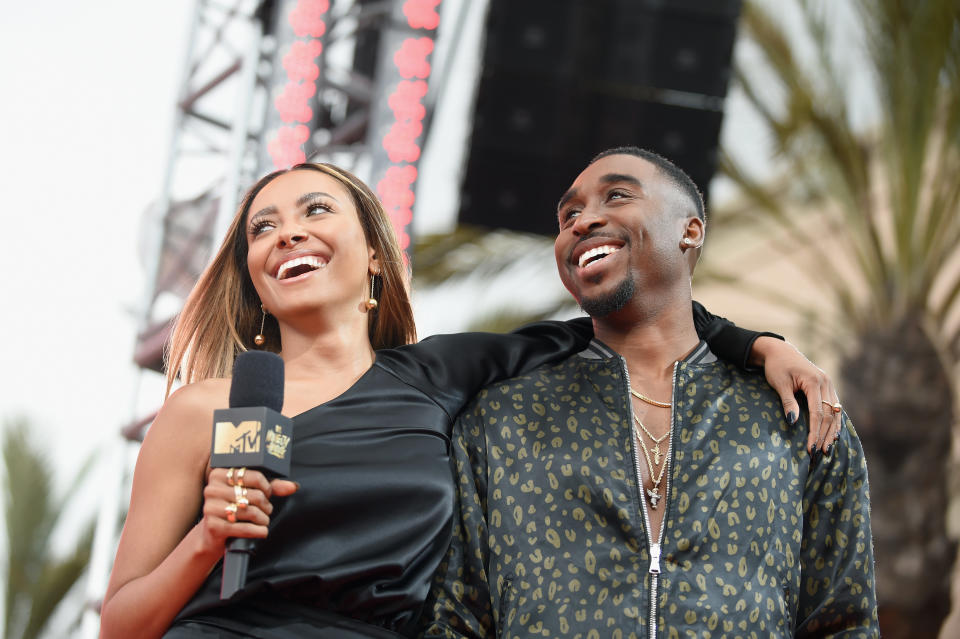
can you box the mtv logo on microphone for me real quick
[210,407,293,476]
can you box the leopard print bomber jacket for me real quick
[421,340,879,638]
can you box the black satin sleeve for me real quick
[381,305,783,411]
[692,300,784,371]
[377,318,594,419]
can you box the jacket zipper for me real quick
[622,358,679,639]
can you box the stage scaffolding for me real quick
[81,0,447,634]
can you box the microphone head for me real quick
[229,351,285,412]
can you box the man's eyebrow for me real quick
[599,173,643,189]
[557,173,646,213]
[249,191,342,224]
[557,187,579,212]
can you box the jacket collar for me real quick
[578,338,717,364]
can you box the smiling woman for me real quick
[244,171,384,351]
[166,164,416,390]
[97,161,840,639]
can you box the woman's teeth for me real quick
[277,255,327,279]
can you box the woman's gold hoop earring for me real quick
[254,305,267,346]
[365,274,379,310]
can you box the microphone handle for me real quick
[210,401,293,600]
[221,538,256,599]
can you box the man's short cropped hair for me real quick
[590,146,706,222]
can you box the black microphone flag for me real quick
[210,351,293,599]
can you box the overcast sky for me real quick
[0,1,194,481]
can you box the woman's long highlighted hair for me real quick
[165,163,416,395]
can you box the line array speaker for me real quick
[459,0,742,235]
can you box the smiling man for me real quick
[421,147,879,638]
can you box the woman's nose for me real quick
[277,225,307,246]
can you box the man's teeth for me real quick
[277,255,327,279]
[578,245,620,268]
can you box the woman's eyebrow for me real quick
[248,205,276,224]
[297,191,340,206]
[249,191,342,224]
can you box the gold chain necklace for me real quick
[633,414,668,465]
[630,387,671,408]
[633,421,669,509]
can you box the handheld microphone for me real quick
[210,351,293,600]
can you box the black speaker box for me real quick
[459,0,742,235]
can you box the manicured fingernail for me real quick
[294,481,302,490]
[787,411,797,424]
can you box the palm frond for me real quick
[735,3,893,310]
[732,0,960,335]
[20,523,94,639]
[935,264,960,329]
[717,151,868,311]
[465,301,582,334]
[411,225,492,284]
[3,418,96,639]
[695,266,848,347]
[4,420,55,639]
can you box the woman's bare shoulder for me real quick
[166,378,231,411]
[146,378,231,446]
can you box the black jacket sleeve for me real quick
[795,412,879,635]
[384,303,781,420]
[692,300,783,371]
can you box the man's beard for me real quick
[579,276,635,317]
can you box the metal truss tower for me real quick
[81,1,443,634]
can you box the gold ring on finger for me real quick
[236,496,249,510]
[235,467,246,488]
[821,400,842,414]
[226,467,236,487]
[234,484,247,501]
[225,502,238,523]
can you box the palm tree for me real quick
[713,0,960,635]
[3,418,94,639]
[412,225,580,333]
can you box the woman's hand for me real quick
[100,380,298,639]
[198,467,298,552]
[750,336,843,455]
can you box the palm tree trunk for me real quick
[839,315,956,638]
